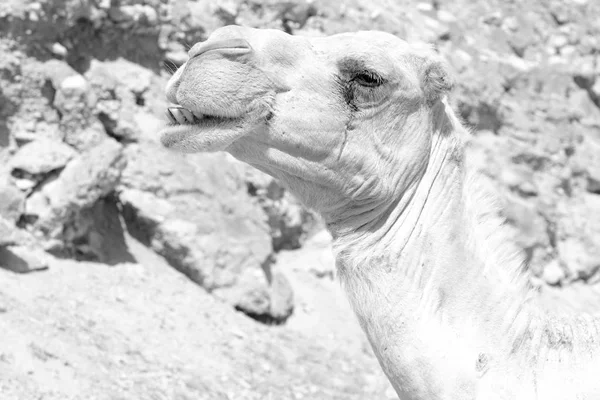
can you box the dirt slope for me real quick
[0,233,394,400]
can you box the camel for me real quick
[159,25,600,399]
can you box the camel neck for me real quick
[329,117,543,398]
[328,111,600,398]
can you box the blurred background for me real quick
[0,0,599,398]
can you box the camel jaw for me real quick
[159,106,249,153]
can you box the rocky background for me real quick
[0,0,599,399]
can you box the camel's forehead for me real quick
[200,26,413,66]
[309,32,413,73]
[312,31,409,53]
[260,29,412,61]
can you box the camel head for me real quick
[160,25,454,224]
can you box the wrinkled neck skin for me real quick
[323,106,600,399]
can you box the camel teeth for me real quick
[181,108,194,123]
[166,106,203,125]
[166,109,177,124]
[172,108,187,124]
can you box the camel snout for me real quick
[188,38,253,59]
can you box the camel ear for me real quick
[421,60,454,102]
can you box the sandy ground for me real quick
[0,233,394,400]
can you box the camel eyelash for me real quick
[351,70,385,88]
[334,71,384,112]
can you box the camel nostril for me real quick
[189,38,253,59]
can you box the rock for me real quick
[422,16,451,41]
[0,245,49,273]
[215,264,294,324]
[4,60,63,144]
[557,237,600,281]
[591,80,600,104]
[9,138,76,176]
[119,143,273,291]
[110,4,159,26]
[164,51,188,67]
[416,2,434,12]
[309,247,336,279]
[455,72,505,133]
[50,42,68,58]
[570,135,600,194]
[92,59,153,98]
[24,138,125,240]
[481,11,503,26]
[243,165,320,252]
[12,178,36,192]
[502,193,549,252]
[42,60,103,151]
[437,10,457,24]
[502,16,519,32]
[587,175,600,194]
[447,47,473,73]
[555,195,600,281]
[268,269,295,320]
[569,89,600,122]
[277,2,318,33]
[60,74,89,94]
[59,195,133,263]
[0,178,25,223]
[499,165,538,197]
[65,120,108,151]
[119,189,173,240]
[117,143,295,318]
[542,259,565,286]
[149,217,218,286]
[86,59,154,143]
[559,45,577,58]
[138,5,158,25]
[215,1,238,25]
[0,217,29,247]
[132,112,165,144]
[548,34,569,51]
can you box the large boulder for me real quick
[9,138,77,177]
[0,216,49,273]
[214,262,295,324]
[118,143,294,321]
[242,165,321,252]
[571,133,600,194]
[0,245,49,273]
[86,59,158,143]
[555,195,600,282]
[24,138,126,249]
[43,60,104,151]
[0,176,25,223]
[0,217,27,248]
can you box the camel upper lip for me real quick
[188,38,252,59]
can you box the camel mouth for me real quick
[164,106,234,126]
[159,106,248,152]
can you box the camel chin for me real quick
[159,110,249,153]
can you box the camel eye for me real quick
[353,71,384,88]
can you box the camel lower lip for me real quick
[159,115,245,152]
[160,117,238,137]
